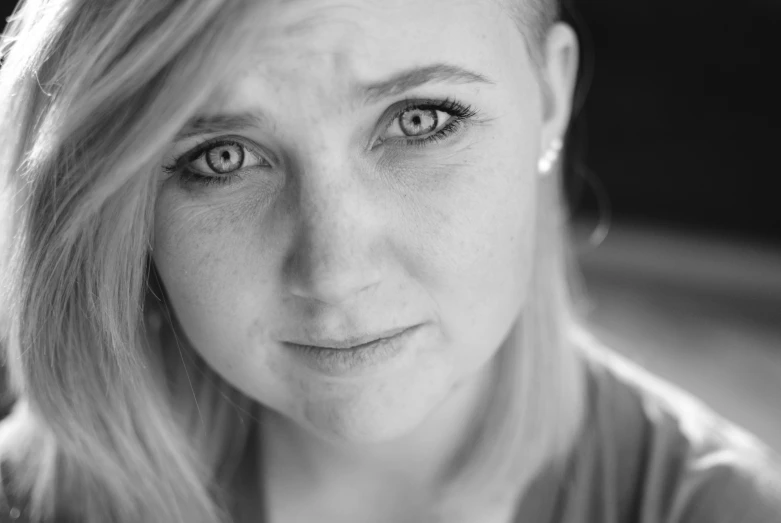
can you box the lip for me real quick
[282,325,413,350]
[283,324,423,377]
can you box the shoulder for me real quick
[669,450,781,522]
[571,340,781,522]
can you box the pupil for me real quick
[401,109,437,137]
[205,143,244,173]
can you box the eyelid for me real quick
[370,97,478,148]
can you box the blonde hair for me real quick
[0,0,585,522]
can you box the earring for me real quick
[537,138,563,175]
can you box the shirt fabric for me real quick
[2,346,780,522]
[513,346,781,522]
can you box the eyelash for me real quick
[381,97,477,148]
[161,137,256,188]
[163,98,478,188]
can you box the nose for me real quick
[285,170,384,306]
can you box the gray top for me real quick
[514,347,781,522]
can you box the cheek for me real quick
[438,165,535,317]
[151,192,298,408]
[455,117,539,291]
[151,191,265,344]
[395,129,538,371]
[154,201,224,303]
[399,128,537,286]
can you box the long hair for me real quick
[0,0,587,521]
[0,1,265,521]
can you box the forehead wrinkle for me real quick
[278,2,364,38]
[240,50,362,122]
[233,6,370,105]
[205,43,358,125]
[202,0,514,126]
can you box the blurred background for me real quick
[561,0,781,452]
[1,1,780,451]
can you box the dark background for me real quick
[4,1,780,245]
[562,0,780,244]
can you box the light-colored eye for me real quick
[385,107,455,139]
[189,140,269,175]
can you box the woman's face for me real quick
[154,0,562,443]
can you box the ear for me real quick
[538,23,579,155]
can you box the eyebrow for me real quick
[358,63,495,104]
[174,63,493,141]
[174,113,264,141]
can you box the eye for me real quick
[385,106,455,139]
[162,138,273,188]
[197,142,245,174]
[186,139,270,176]
[374,99,478,149]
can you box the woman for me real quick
[0,0,778,521]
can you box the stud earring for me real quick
[537,138,563,175]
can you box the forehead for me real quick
[209,0,526,107]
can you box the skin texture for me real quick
[153,0,577,520]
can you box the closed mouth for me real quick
[283,325,414,351]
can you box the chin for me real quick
[299,373,449,444]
